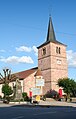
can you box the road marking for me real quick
[11,116,24,119]
[34,111,57,115]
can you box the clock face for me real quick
[57,59,61,64]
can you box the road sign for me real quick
[36,79,44,86]
[30,87,41,95]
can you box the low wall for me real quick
[71,98,76,102]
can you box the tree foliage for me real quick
[45,89,59,99]
[22,92,29,101]
[2,84,13,97]
[58,78,76,97]
[22,92,27,98]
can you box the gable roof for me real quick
[34,68,42,76]
[15,67,38,79]
[0,67,38,84]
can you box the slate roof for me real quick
[37,17,66,49]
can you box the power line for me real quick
[1,22,76,37]
[55,31,76,36]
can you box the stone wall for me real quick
[38,42,68,94]
[23,72,36,96]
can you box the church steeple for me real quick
[46,16,56,42]
[37,16,66,49]
[38,16,68,94]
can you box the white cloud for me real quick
[16,46,32,52]
[0,56,34,64]
[16,45,38,56]
[67,50,76,67]
[32,46,38,56]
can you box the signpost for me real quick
[30,87,41,95]
[36,79,44,86]
[30,76,44,101]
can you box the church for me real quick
[0,17,68,97]
[38,17,68,94]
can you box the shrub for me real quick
[22,92,30,101]
[45,90,59,99]
[0,95,2,99]
[22,92,27,98]
[24,96,30,101]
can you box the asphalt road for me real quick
[0,104,76,119]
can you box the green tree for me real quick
[58,78,76,98]
[69,79,76,97]
[22,92,27,98]
[2,84,13,100]
[22,92,29,101]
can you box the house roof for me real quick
[0,67,38,84]
[34,68,42,76]
[15,67,38,79]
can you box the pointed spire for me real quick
[37,16,66,49]
[46,16,56,42]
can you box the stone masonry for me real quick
[38,17,68,94]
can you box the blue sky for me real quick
[0,0,76,79]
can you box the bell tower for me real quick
[37,17,68,94]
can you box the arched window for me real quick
[42,48,46,55]
[56,47,59,53]
[56,47,61,54]
[59,47,61,54]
